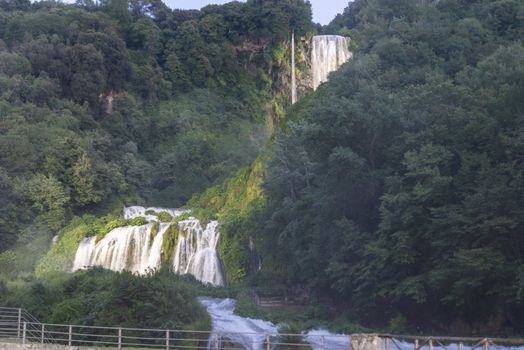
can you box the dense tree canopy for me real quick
[254,0,524,335]
[1,0,524,338]
[0,0,313,253]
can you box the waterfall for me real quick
[123,206,190,222]
[50,235,59,247]
[72,206,226,286]
[73,222,170,274]
[311,35,352,90]
[173,219,225,286]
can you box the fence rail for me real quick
[2,306,524,350]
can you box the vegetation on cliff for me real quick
[251,0,524,335]
[1,0,524,338]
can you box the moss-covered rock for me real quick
[94,216,147,242]
[150,221,160,242]
[186,157,266,284]
[156,211,173,222]
[35,217,93,277]
[161,222,180,264]
[128,216,148,226]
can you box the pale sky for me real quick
[165,0,350,25]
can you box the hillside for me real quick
[1,0,524,338]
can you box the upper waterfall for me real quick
[72,206,226,286]
[311,35,352,90]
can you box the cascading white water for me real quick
[311,35,352,90]
[173,219,225,286]
[199,297,279,350]
[72,206,226,286]
[124,206,190,222]
[199,298,351,350]
[73,222,170,274]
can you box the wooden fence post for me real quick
[266,335,270,350]
[41,324,45,344]
[415,339,419,350]
[166,329,170,350]
[386,337,390,350]
[68,325,72,347]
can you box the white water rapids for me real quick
[123,206,190,222]
[72,206,226,286]
[199,298,354,350]
[311,35,352,90]
[173,220,225,286]
[199,298,279,350]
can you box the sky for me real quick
[163,0,350,25]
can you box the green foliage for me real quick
[35,217,93,276]
[0,268,210,331]
[0,0,312,254]
[150,221,159,240]
[36,214,149,275]
[96,217,127,242]
[255,0,524,334]
[161,223,179,264]
[128,217,147,226]
[188,157,266,284]
[0,250,16,275]
[156,211,173,222]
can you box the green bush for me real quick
[162,223,180,264]
[187,157,266,284]
[0,268,211,331]
[150,221,160,241]
[35,218,93,277]
[128,217,148,226]
[156,211,173,222]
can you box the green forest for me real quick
[1,0,524,338]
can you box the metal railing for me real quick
[0,306,44,341]
[2,307,524,350]
[378,335,524,350]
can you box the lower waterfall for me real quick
[72,206,226,286]
[73,223,170,274]
[173,220,225,286]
